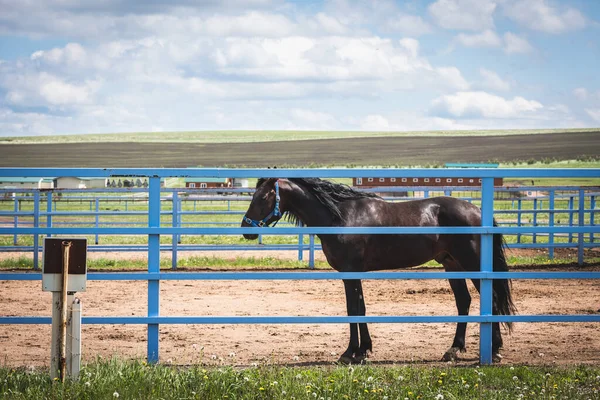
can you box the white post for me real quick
[51,293,74,380]
[69,298,82,379]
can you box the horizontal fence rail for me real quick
[1,167,599,366]
[1,185,598,268]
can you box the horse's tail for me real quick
[492,220,517,332]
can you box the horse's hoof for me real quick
[354,354,369,364]
[492,353,503,363]
[337,355,356,365]
[441,347,461,362]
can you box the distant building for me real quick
[0,177,54,189]
[353,177,503,187]
[184,177,232,189]
[354,163,503,188]
[54,177,108,189]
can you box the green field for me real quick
[2,360,599,400]
[2,128,598,144]
[0,129,599,168]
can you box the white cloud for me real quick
[502,0,587,34]
[503,32,533,54]
[324,0,433,37]
[455,30,502,48]
[384,14,433,36]
[38,74,99,106]
[428,0,497,31]
[360,114,390,130]
[436,67,470,91]
[289,108,338,129]
[479,68,510,91]
[585,108,600,123]
[431,91,543,118]
[573,88,588,101]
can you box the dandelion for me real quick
[272,381,278,386]
[293,356,300,361]
[438,380,443,384]
[510,366,515,371]
[229,352,236,358]
[113,392,119,398]
[397,375,405,381]
[312,393,317,398]
[259,387,265,391]
[84,381,91,387]
[436,394,444,400]
[282,391,286,395]
[211,354,217,360]
[464,384,470,389]
[244,376,249,382]
[513,376,519,381]
[367,376,374,382]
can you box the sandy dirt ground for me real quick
[1,249,599,368]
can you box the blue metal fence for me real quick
[2,185,598,269]
[1,167,600,366]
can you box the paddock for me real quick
[0,167,599,368]
[1,250,599,367]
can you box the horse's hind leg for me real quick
[471,279,503,360]
[339,279,371,364]
[443,278,471,361]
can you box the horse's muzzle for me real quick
[241,220,259,240]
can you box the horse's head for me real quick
[241,178,283,240]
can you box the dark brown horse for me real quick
[241,177,516,363]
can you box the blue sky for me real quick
[0,0,598,136]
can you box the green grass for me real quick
[1,359,599,399]
[2,128,598,144]
[2,252,598,271]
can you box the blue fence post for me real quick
[147,176,161,363]
[578,189,585,266]
[532,198,537,243]
[516,199,522,243]
[591,195,596,243]
[95,198,100,245]
[549,191,555,260]
[309,234,315,269]
[46,192,52,238]
[13,195,18,245]
[479,177,494,365]
[172,191,179,270]
[568,196,574,243]
[177,197,182,244]
[33,191,40,271]
[298,221,304,262]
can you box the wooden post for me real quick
[60,241,72,382]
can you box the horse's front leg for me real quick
[339,279,372,364]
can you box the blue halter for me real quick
[243,180,282,227]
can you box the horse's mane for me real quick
[256,178,380,224]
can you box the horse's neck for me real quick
[284,184,335,227]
